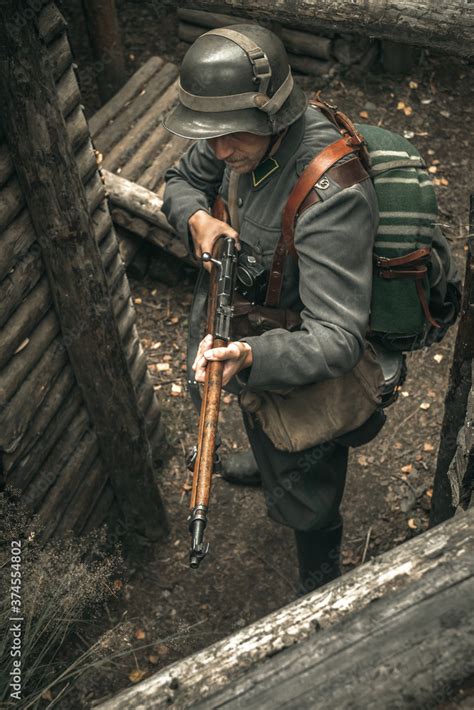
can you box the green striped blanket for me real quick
[356,124,438,349]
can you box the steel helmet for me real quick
[164,24,307,139]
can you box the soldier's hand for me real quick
[188,210,239,270]
[193,334,252,386]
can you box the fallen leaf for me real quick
[397,101,406,110]
[439,110,451,118]
[439,177,449,186]
[156,363,170,372]
[14,338,29,355]
[170,316,179,325]
[423,442,434,452]
[134,629,146,640]
[415,454,423,462]
[401,464,413,474]
[155,643,171,656]
[163,354,172,362]
[113,579,123,591]
[171,383,182,396]
[394,442,403,450]
[357,455,368,467]
[421,98,432,105]
[401,391,409,398]
[151,289,158,296]
[129,669,146,683]
[148,655,159,665]
[433,353,444,363]
[223,395,233,404]
[182,482,192,492]
[359,110,369,119]
[427,390,436,398]
[409,80,418,89]
[426,489,433,498]
[407,518,418,529]
[41,690,53,701]
[151,341,162,350]
[403,106,413,116]
[420,402,431,410]
[134,297,142,305]
[428,165,438,174]
[403,130,415,139]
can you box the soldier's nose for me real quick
[209,136,234,161]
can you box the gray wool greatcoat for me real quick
[162,105,379,393]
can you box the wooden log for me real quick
[178,22,205,45]
[177,8,251,28]
[8,384,83,491]
[115,227,142,267]
[0,209,35,282]
[92,204,113,246]
[431,196,474,525]
[0,3,168,543]
[0,276,52,372]
[93,63,179,155]
[0,338,68,453]
[103,170,170,231]
[447,371,474,511]
[0,143,12,187]
[2,364,76,473]
[96,508,474,710]
[0,243,44,328]
[48,28,73,81]
[109,207,190,261]
[55,455,109,536]
[138,135,191,192]
[287,52,331,76]
[197,532,474,708]
[89,55,165,139]
[57,64,81,118]
[37,428,100,541]
[280,27,332,60]
[182,0,474,58]
[38,1,67,45]
[100,228,120,273]
[81,482,115,534]
[103,79,180,176]
[81,0,126,103]
[0,179,25,233]
[85,171,108,216]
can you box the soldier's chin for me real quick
[226,160,253,174]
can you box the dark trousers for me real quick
[243,413,348,532]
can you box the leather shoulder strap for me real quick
[265,137,363,307]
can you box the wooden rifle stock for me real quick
[188,235,237,568]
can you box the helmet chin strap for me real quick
[259,127,288,164]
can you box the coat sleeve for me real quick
[241,179,379,390]
[162,140,225,255]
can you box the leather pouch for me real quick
[239,344,384,452]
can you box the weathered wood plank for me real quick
[138,135,191,191]
[0,338,68,453]
[38,1,67,45]
[96,509,474,709]
[430,195,474,524]
[8,385,83,491]
[109,208,189,261]
[447,362,474,511]
[0,277,52,372]
[103,170,170,231]
[37,427,100,541]
[55,456,109,536]
[93,63,179,154]
[176,7,252,28]
[182,0,474,58]
[280,27,332,61]
[0,244,44,328]
[89,56,164,138]
[81,0,126,102]
[287,53,331,76]
[198,543,474,708]
[103,80,179,176]
[0,6,168,542]
[2,364,76,473]
[48,29,72,81]
[57,64,81,118]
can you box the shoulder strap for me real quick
[265,134,368,308]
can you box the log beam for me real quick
[0,1,168,544]
[80,0,126,102]
[430,195,474,525]
[96,508,474,709]
[181,0,474,58]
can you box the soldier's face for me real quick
[208,132,271,173]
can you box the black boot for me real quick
[294,517,343,596]
[221,449,261,486]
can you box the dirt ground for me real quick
[54,2,473,707]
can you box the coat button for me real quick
[237,197,243,207]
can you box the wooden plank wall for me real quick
[0,2,162,540]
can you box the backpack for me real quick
[267,98,461,353]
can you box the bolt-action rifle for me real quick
[187,235,238,568]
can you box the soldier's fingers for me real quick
[193,334,213,369]
[204,343,240,361]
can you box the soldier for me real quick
[162,24,384,593]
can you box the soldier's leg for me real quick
[243,412,348,594]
